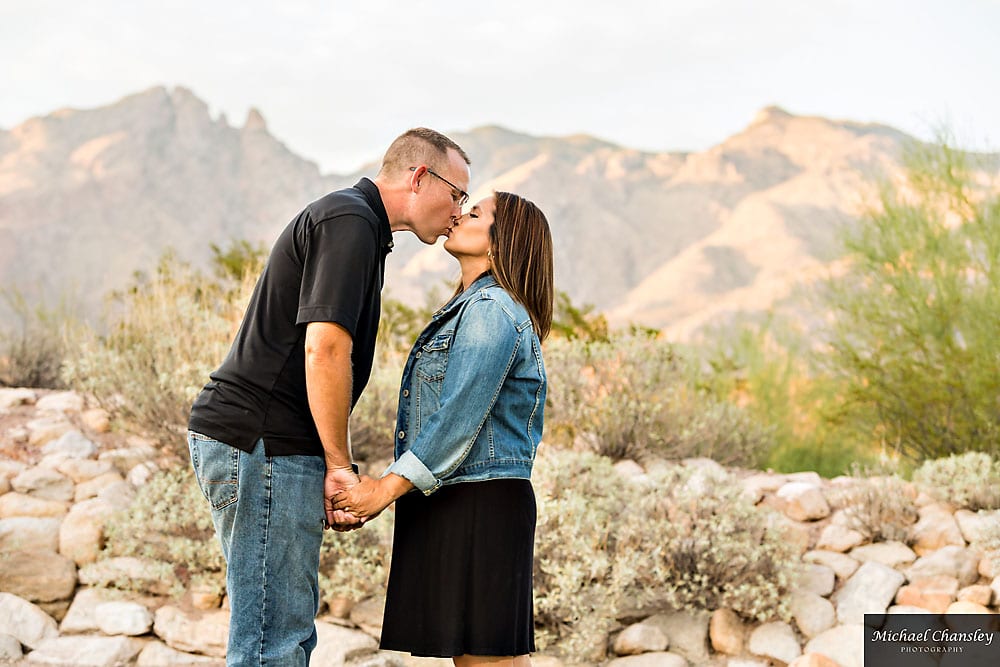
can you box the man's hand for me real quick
[324,466,363,531]
[331,475,393,520]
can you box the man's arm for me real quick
[304,321,360,528]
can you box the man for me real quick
[188,128,471,666]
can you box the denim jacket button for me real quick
[397,430,406,440]
[415,351,422,358]
[402,389,410,397]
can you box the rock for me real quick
[981,556,997,579]
[894,575,958,613]
[786,471,824,485]
[137,641,226,665]
[99,446,158,475]
[75,471,126,502]
[798,563,836,597]
[189,582,224,610]
[0,633,22,661]
[708,609,745,655]
[741,473,787,502]
[37,599,72,622]
[153,605,229,657]
[0,592,59,649]
[833,561,905,624]
[35,391,85,414]
[816,524,865,552]
[41,430,98,461]
[790,592,836,638]
[910,507,966,555]
[803,550,860,580]
[776,482,830,521]
[26,417,74,447]
[57,458,116,483]
[904,545,981,587]
[97,480,137,508]
[128,462,159,487]
[96,601,155,636]
[79,556,179,596]
[60,587,120,634]
[59,498,116,566]
[0,492,68,518]
[0,477,7,495]
[605,654,688,667]
[0,550,76,602]
[803,624,864,667]
[954,509,1000,544]
[528,657,563,667]
[350,596,386,639]
[7,427,28,444]
[81,408,112,433]
[0,461,28,479]
[991,576,1000,605]
[772,513,812,554]
[790,654,841,667]
[312,620,379,665]
[849,541,917,568]
[614,460,646,480]
[0,387,36,408]
[644,611,710,664]
[11,467,75,502]
[0,517,61,552]
[26,635,141,666]
[614,621,669,655]
[956,585,993,606]
[748,622,801,665]
[889,605,935,613]
[946,600,991,613]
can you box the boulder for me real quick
[96,600,155,636]
[0,517,61,552]
[776,482,830,521]
[59,498,116,565]
[956,584,993,606]
[946,600,991,614]
[790,592,836,638]
[748,622,801,665]
[815,524,865,553]
[605,654,688,667]
[708,608,745,655]
[803,624,865,667]
[312,620,380,665]
[0,633,22,661]
[153,605,229,657]
[127,461,159,487]
[97,480,137,509]
[99,446,158,475]
[904,545,981,587]
[954,509,1000,544]
[789,654,841,667]
[41,430,98,461]
[12,466,74,502]
[75,472,126,502]
[797,563,836,597]
[644,611,710,664]
[832,561,905,624]
[26,417,74,447]
[0,492,69,518]
[910,505,966,555]
[137,641,226,665]
[61,587,122,634]
[81,408,112,433]
[803,550,860,580]
[849,541,917,568]
[894,575,958,613]
[0,593,58,649]
[35,391,85,414]
[350,596,386,639]
[0,387,36,409]
[0,549,76,602]
[26,635,142,666]
[614,621,670,655]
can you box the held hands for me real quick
[331,475,392,521]
[324,466,365,532]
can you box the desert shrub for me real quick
[532,448,799,662]
[0,290,78,389]
[102,467,225,595]
[913,452,1000,510]
[833,473,920,543]
[349,348,406,463]
[318,510,394,608]
[63,250,257,455]
[544,333,772,466]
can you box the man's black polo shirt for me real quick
[189,178,393,456]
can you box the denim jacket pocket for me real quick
[413,331,453,382]
[188,431,239,510]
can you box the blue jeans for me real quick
[188,432,325,666]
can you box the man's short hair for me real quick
[378,128,470,176]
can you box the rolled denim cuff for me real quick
[385,450,441,495]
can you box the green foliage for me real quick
[913,452,1000,510]
[0,289,79,389]
[102,468,225,595]
[533,448,800,662]
[550,290,609,342]
[544,333,772,466]
[62,250,251,453]
[210,238,269,282]
[318,510,394,607]
[821,140,1000,460]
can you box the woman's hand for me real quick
[332,473,415,521]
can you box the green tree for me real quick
[821,140,1000,460]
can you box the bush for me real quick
[63,250,256,455]
[0,289,78,389]
[833,473,920,543]
[318,510,394,608]
[913,452,1000,510]
[532,448,799,662]
[544,334,772,466]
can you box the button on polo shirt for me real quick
[189,178,393,456]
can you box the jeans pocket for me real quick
[188,431,239,510]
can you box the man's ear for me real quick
[409,165,428,194]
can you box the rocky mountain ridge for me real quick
[3,87,997,337]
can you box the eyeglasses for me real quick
[410,166,469,207]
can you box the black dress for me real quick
[379,478,537,658]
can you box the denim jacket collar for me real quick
[433,272,498,320]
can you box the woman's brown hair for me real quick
[488,191,554,341]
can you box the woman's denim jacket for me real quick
[384,273,546,495]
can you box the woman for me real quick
[332,190,553,667]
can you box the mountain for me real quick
[2,87,991,337]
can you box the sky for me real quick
[2,0,998,174]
